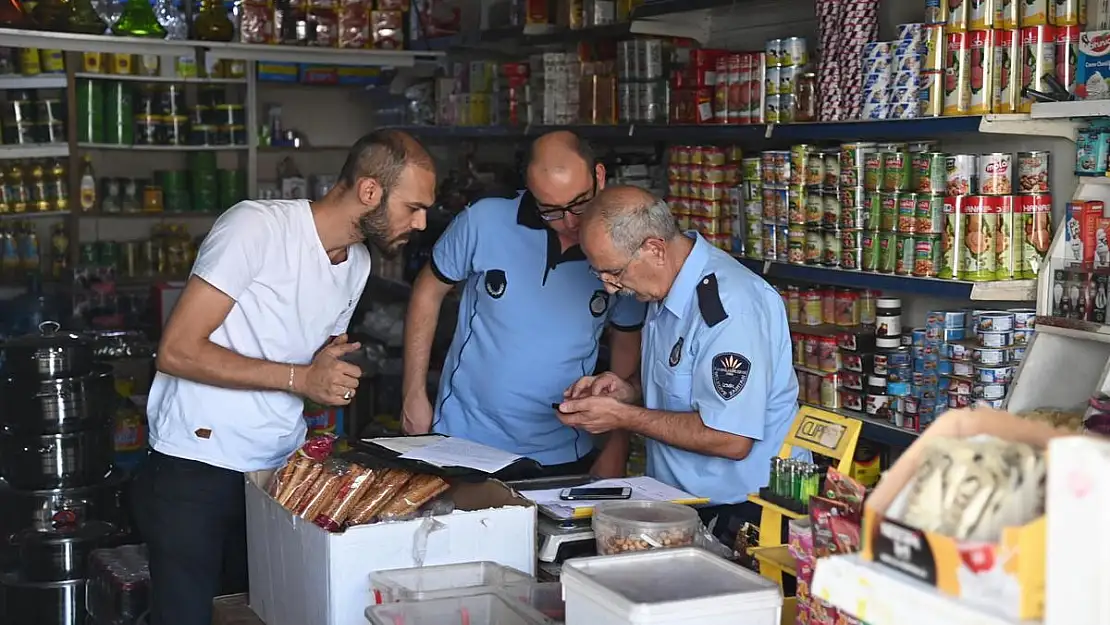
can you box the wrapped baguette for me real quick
[282,461,324,512]
[347,469,413,525]
[314,465,381,531]
[377,474,450,521]
[297,459,352,521]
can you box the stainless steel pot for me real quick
[0,427,114,490]
[2,321,95,380]
[0,571,86,625]
[15,520,116,582]
[0,364,116,435]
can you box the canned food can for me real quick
[1020,25,1056,113]
[771,150,790,184]
[913,234,942,276]
[915,193,946,234]
[978,152,1013,195]
[790,144,811,185]
[998,0,1018,28]
[897,193,918,233]
[746,236,764,259]
[978,330,1014,347]
[969,0,994,29]
[863,152,883,190]
[977,311,1016,332]
[638,81,666,122]
[638,39,666,80]
[840,228,863,249]
[766,66,781,95]
[1019,197,1049,279]
[804,227,824,264]
[883,151,912,192]
[840,204,868,229]
[840,142,876,172]
[765,39,782,66]
[805,151,824,186]
[968,29,996,114]
[841,247,862,271]
[1054,25,1079,95]
[617,40,636,80]
[944,32,971,115]
[778,94,796,123]
[1014,328,1034,344]
[992,29,1021,113]
[618,83,634,123]
[947,0,969,31]
[945,154,977,195]
[923,24,945,71]
[925,0,947,23]
[783,37,808,66]
[805,189,823,225]
[877,231,898,273]
[823,229,842,266]
[765,94,781,123]
[1011,308,1036,329]
[912,152,947,193]
[919,70,945,117]
[779,65,800,97]
[776,224,788,261]
[823,150,840,186]
[762,223,778,258]
[788,187,807,224]
[895,233,916,275]
[787,237,805,264]
[1021,0,1048,25]
[879,192,899,231]
[742,157,761,181]
[961,195,1001,280]
[1017,151,1050,193]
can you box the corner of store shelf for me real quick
[629,15,711,43]
[969,279,1036,301]
[1030,99,1110,119]
[979,113,1077,141]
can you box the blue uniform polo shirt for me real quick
[641,233,807,504]
[430,191,647,465]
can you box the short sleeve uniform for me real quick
[430,192,647,465]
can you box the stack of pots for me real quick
[0,321,124,625]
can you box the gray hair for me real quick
[606,197,680,256]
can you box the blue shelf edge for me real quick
[735,257,979,299]
[385,117,986,143]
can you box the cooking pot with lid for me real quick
[0,427,114,490]
[2,321,95,380]
[0,364,116,434]
[15,520,117,582]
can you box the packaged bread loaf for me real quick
[347,469,413,525]
[314,465,381,531]
[297,459,352,521]
[277,458,324,511]
[377,474,450,521]
[267,434,338,504]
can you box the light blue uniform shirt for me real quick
[430,192,647,465]
[641,233,805,504]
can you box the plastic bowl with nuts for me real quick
[591,500,700,556]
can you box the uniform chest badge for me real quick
[712,352,751,400]
[669,337,684,367]
[484,269,507,299]
[589,289,610,317]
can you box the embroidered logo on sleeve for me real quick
[484,269,507,299]
[711,352,751,400]
[589,289,610,317]
[669,337,684,367]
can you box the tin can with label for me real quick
[978,152,1013,195]
[968,29,997,114]
[960,195,1001,280]
[805,190,823,225]
[805,151,824,186]
[923,24,946,70]
[840,185,866,208]
[912,151,947,193]
[897,193,918,233]
[765,94,781,123]
[639,39,667,80]
[1020,25,1056,113]
[879,192,899,231]
[804,227,824,264]
[919,70,945,117]
[1020,0,1049,25]
[895,233,916,275]
[841,247,862,271]
[1017,151,1050,193]
[823,150,840,186]
[766,66,780,96]
[840,228,863,250]
[864,191,882,229]
[945,154,978,195]
[822,191,840,227]
[925,0,947,23]
[762,223,778,259]
[882,151,912,191]
[863,152,883,190]
[779,65,800,98]
[776,224,788,261]
[913,234,942,276]
[787,225,806,264]
[993,28,1022,113]
[765,39,783,66]
[998,0,1018,28]
[1055,24,1080,95]
[915,193,945,234]
[861,231,881,271]
[944,32,971,115]
[996,195,1017,280]
[823,229,842,267]
[746,236,763,259]
[947,0,969,31]
[1019,193,1051,278]
[618,83,634,123]
[783,37,808,66]
[840,204,867,230]
[790,144,811,185]
[877,231,898,273]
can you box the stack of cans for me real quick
[939,309,1034,413]
[814,0,845,120]
[838,0,881,120]
[739,157,762,258]
[616,39,671,124]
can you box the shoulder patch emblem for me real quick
[711,352,751,400]
[484,269,507,299]
[669,337,684,367]
[589,289,610,317]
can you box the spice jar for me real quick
[821,288,836,325]
[820,373,840,408]
[876,297,902,337]
[794,71,817,122]
[834,289,860,326]
[801,288,822,326]
[859,289,879,325]
[818,336,840,372]
[804,335,821,370]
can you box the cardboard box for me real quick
[860,408,1069,621]
[245,473,536,625]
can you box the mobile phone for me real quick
[559,487,632,501]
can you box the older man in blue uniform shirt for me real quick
[558,185,807,540]
[402,132,646,478]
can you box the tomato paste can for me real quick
[1049,0,1081,25]
[978,152,1013,195]
[944,32,970,115]
[897,193,919,233]
[968,29,996,114]
[1020,25,1056,113]
[993,28,1022,113]
[946,153,978,195]
[1056,24,1080,95]
[998,0,1019,28]
[1017,150,1050,193]
[913,234,942,277]
[947,0,969,32]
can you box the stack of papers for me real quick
[520,476,708,520]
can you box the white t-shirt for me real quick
[146,199,371,472]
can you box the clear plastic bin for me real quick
[365,593,549,625]
[591,500,700,556]
[561,547,782,625]
[502,582,564,623]
[370,561,533,603]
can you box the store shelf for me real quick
[747,495,805,520]
[0,28,443,68]
[1030,99,1110,119]
[0,143,69,159]
[750,545,796,576]
[257,145,349,152]
[812,555,1032,625]
[1029,315,1110,344]
[74,72,247,84]
[0,210,69,219]
[794,364,827,376]
[0,74,67,90]
[78,143,248,152]
[736,258,1036,301]
[80,212,220,219]
[798,402,919,448]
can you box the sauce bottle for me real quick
[78,155,97,212]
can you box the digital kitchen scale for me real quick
[504,475,599,568]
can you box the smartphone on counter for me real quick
[559,487,632,501]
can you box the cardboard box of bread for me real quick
[246,436,536,625]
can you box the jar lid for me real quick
[867,376,887,388]
[876,336,901,348]
[877,297,902,309]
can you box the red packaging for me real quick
[713,55,729,123]
[1055,24,1080,94]
[748,52,766,123]
[695,87,715,124]
[669,88,695,123]
[1068,200,1106,265]
[371,10,403,49]
[337,0,369,48]
[1020,25,1056,112]
[238,1,273,43]
[308,8,339,47]
[726,53,748,123]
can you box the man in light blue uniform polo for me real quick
[402,132,645,478]
[558,185,808,542]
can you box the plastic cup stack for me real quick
[838,0,880,120]
[815,0,845,121]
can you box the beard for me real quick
[357,196,408,259]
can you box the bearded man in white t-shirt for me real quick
[133,130,436,625]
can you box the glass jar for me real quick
[804,335,821,370]
[794,71,817,122]
[801,288,822,326]
[820,373,840,409]
[834,289,860,326]
[859,289,880,325]
[818,337,840,373]
[112,0,165,37]
[192,0,233,41]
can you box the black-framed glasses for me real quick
[536,174,599,222]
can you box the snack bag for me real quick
[376,474,451,521]
[347,469,414,525]
[822,468,866,515]
[266,433,338,498]
[296,458,352,521]
[828,515,861,556]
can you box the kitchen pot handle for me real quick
[38,321,61,336]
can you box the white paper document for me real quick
[397,437,523,473]
[364,435,446,455]
[520,476,704,519]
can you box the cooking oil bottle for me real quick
[49,222,68,278]
[0,225,17,279]
[6,161,29,213]
[29,160,50,212]
[18,220,39,273]
[49,159,68,212]
[78,155,96,212]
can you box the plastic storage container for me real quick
[366,593,548,625]
[369,561,533,603]
[561,547,782,625]
[591,501,699,556]
[503,581,564,623]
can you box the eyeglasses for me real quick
[536,174,598,222]
[589,241,646,286]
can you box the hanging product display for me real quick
[111,0,165,38]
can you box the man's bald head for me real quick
[339,129,435,191]
[527,131,596,179]
[583,185,679,255]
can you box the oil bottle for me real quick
[49,222,68,278]
[29,160,50,212]
[78,155,96,213]
[49,159,68,211]
[0,225,17,279]
[18,220,39,273]
[6,161,29,213]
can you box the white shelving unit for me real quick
[0,144,69,159]
[812,555,1036,625]
[78,143,250,152]
[0,74,67,90]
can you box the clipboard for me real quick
[351,435,544,481]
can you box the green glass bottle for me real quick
[66,0,106,34]
[192,0,232,41]
[112,0,165,37]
